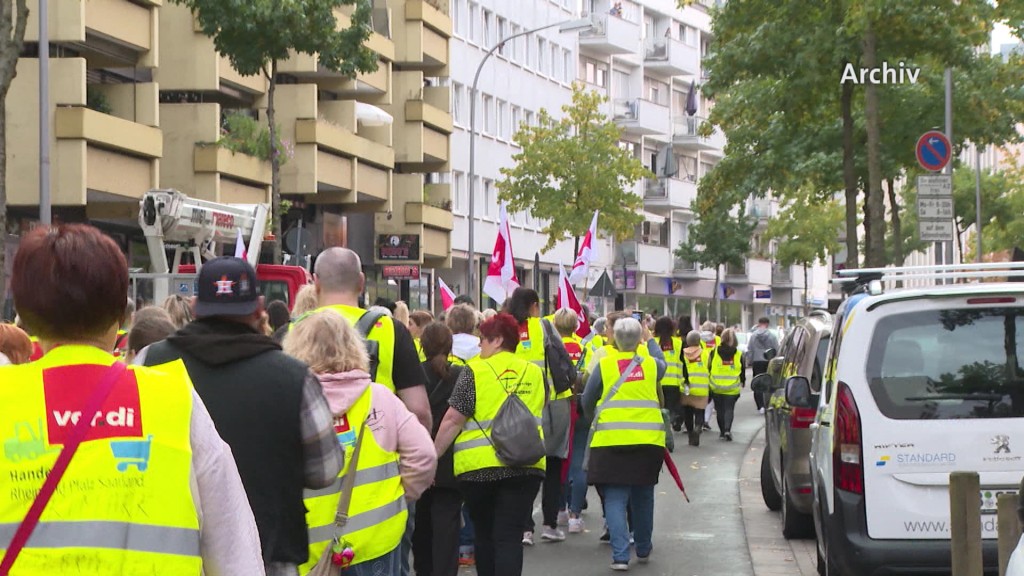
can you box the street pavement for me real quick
[512,395,768,576]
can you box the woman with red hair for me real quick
[433,312,547,576]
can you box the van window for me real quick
[260,280,290,308]
[866,308,1024,419]
[811,336,829,392]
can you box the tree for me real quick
[675,194,755,322]
[0,0,28,317]
[765,193,843,314]
[497,84,652,252]
[173,0,378,263]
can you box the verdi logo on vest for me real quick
[42,365,145,445]
[616,359,645,382]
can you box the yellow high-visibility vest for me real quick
[591,351,664,449]
[682,350,711,397]
[319,305,398,392]
[516,317,569,399]
[414,338,426,362]
[301,386,407,573]
[709,349,743,396]
[0,345,201,575]
[452,351,546,476]
[660,337,683,390]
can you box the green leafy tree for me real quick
[765,194,843,313]
[675,194,755,322]
[0,0,28,317]
[172,0,378,263]
[498,84,652,252]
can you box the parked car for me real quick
[799,274,1024,575]
[751,310,832,539]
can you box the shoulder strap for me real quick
[707,349,717,371]
[355,310,387,338]
[334,417,369,528]
[602,355,643,407]
[0,362,127,574]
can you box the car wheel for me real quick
[781,473,815,539]
[760,445,782,511]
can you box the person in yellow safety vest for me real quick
[446,304,482,367]
[2,223,263,575]
[433,312,547,576]
[679,331,711,447]
[503,288,575,544]
[409,310,434,363]
[708,328,746,442]
[581,317,667,570]
[583,317,606,354]
[653,316,684,432]
[283,310,436,576]
[311,248,432,431]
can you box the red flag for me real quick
[438,277,456,311]
[569,210,598,284]
[557,263,592,338]
[483,203,519,305]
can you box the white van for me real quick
[798,271,1024,576]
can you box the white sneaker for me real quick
[522,531,535,546]
[568,517,585,534]
[541,527,566,542]
[556,509,569,526]
[610,562,630,571]
[758,407,765,414]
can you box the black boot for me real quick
[688,430,700,446]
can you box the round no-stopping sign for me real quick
[916,131,952,172]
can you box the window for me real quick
[525,110,535,127]
[452,0,463,35]
[643,76,669,105]
[482,95,494,134]
[511,105,522,132]
[524,33,532,68]
[482,9,492,45]
[451,83,465,125]
[550,44,560,79]
[538,38,547,74]
[509,24,521,61]
[468,2,478,43]
[496,17,508,56]
[498,100,509,139]
[563,48,573,83]
[679,155,698,181]
[452,171,466,212]
[483,179,496,217]
[680,23,698,46]
[580,57,608,87]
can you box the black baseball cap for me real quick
[194,257,260,317]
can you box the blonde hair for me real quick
[283,309,369,374]
[162,295,194,329]
[552,308,579,337]
[481,308,497,321]
[720,328,738,348]
[393,301,410,325]
[291,284,320,318]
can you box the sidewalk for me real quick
[739,425,819,576]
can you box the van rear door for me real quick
[858,296,1024,540]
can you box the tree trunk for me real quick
[0,0,29,317]
[886,177,903,265]
[955,219,965,268]
[863,21,887,267]
[803,262,810,315]
[267,60,282,264]
[713,265,721,322]
[841,72,859,270]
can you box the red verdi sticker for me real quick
[616,359,645,382]
[43,365,144,445]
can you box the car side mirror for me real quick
[785,376,814,408]
[750,373,772,393]
[763,348,776,361]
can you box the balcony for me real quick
[643,177,698,214]
[673,115,727,153]
[292,118,394,205]
[375,175,452,268]
[397,0,451,71]
[772,264,794,287]
[29,0,159,68]
[636,243,671,275]
[673,257,699,276]
[579,13,641,55]
[644,37,700,76]
[405,203,453,231]
[724,260,749,284]
[613,98,670,136]
[392,81,451,170]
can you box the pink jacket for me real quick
[317,370,437,500]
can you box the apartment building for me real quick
[4,0,452,311]
[572,0,828,326]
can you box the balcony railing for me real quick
[772,265,793,285]
[644,178,666,198]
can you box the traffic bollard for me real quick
[998,493,1021,576]
[950,471,983,576]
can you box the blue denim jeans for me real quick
[399,501,415,576]
[602,484,655,564]
[459,505,475,547]
[567,414,591,515]
[340,546,402,576]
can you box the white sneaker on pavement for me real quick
[557,509,569,526]
[522,531,535,546]
[541,527,566,542]
[758,407,765,414]
[610,562,630,571]
[568,517,585,534]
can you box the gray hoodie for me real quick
[747,326,779,364]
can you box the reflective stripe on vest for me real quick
[0,346,201,575]
[518,318,566,398]
[709,350,743,395]
[452,352,547,476]
[590,352,664,449]
[302,386,407,571]
[320,305,398,392]
[683,352,711,397]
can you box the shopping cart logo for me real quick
[110,435,153,472]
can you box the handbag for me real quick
[0,361,127,574]
[308,417,369,576]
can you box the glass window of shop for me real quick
[363,267,430,311]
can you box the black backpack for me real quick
[355,309,388,381]
[542,319,577,394]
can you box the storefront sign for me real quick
[382,265,420,280]
[613,269,637,291]
[377,234,420,261]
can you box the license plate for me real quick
[980,488,1018,515]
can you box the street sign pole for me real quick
[916,126,954,283]
[944,69,953,276]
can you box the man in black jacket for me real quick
[143,257,342,576]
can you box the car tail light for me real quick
[789,407,817,428]
[833,382,863,495]
[966,297,1017,305]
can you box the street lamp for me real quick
[465,17,594,299]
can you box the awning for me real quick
[356,102,393,127]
